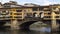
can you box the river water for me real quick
[0,26,59,34]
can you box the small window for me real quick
[16,10,22,12]
[14,13,22,15]
[48,13,51,15]
[14,16,22,18]
[44,12,51,15]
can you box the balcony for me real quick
[14,16,22,19]
[43,16,51,20]
[44,13,51,16]
[14,13,22,15]
[44,15,51,16]
[0,16,12,20]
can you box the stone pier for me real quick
[11,19,19,30]
[51,11,57,31]
[51,19,57,29]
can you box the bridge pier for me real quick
[11,19,19,30]
[51,12,58,31]
[51,19,57,31]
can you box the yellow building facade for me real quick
[0,1,60,23]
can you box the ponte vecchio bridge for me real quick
[0,1,60,30]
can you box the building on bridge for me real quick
[0,1,60,29]
[0,1,44,21]
[43,4,60,24]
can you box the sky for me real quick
[0,0,60,5]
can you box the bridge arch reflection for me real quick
[19,20,52,30]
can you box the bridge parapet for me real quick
[24,17,42,21]
[18,17,43,24]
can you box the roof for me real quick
[0,1,50,9]
[50,4,60,6]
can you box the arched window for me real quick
[33,13,38,17]
[39,12,42,18]
[40,12,44,18]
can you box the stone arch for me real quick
[0,20,11,29]
[33,12,38,17]
[19,20,50,30]
[0,20,6,29]
[19,21,38,30]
